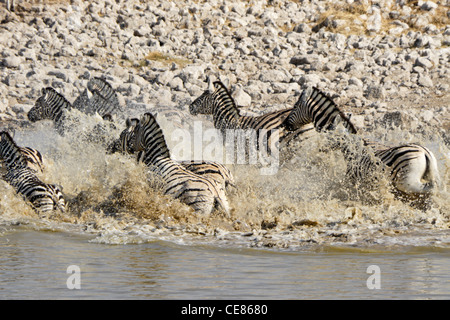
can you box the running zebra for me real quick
[189,80,316,149]
[327,133,440,208]
[0,131,65,214]
[28,86,116,146]
[28,87,72,134]
[86,77,123,116]
[109,117,235,190]
[288,87,440,202]
[368,140,440,198]
[283,86,357,134]
[131,112,230,216]
[0,134,44,174]
[72,77,122,117]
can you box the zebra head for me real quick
[28,87,71,122]
[106,118,139,154]
[132,112,171,162]
[189,89,215,116]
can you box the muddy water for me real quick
[0,110,449,299]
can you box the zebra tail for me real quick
[423,148,441,193]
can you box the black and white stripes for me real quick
[0,131,65,214]
[288,86,441,203]
[131,113,231,215]
[284,86,357,134]
[189,80,315,149]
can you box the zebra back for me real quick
[180,160,235,189]
[3,167,66,214]
[19,146,44,173]
[285,87,357,134]
[372,143,440,195]
[28,87,72,123]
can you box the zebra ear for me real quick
[300,86,314,103]
[207,76,215,92]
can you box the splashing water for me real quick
[1,108,449,250]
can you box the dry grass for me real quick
[314,2,370,35]
[142,51,191,68]
[314,0,450,36]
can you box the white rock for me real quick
[233,86,252,107]
[367,7,381,33]
[418,74,433,87]
[2,56,21,69]
[421,1,438,11]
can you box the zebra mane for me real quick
[211,81,240,126]
[212,81,239,112]
[41,87,72,109]
[135,112,171,164]
[289,87,357,134]
[313,87,357,133]
[0,131,28,170]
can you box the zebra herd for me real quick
[0,76,442,218]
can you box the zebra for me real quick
[28,86,116,146]
[189,80,316,150]
[289,87,440,206]
[131,112,231,216]
[283,86,357,134]
[325,132,440,208]
[109,117,235,190]
[72,77,122,117]
[85,77,123,117]
[0,131,65,214]
[27,87,73,134]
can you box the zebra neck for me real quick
[211,90,240,129]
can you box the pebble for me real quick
[0,0,446,136]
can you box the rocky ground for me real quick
[0,0,449,143]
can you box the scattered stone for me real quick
[0,0,446,147]
[418,74,433,87]
[2,56,22,69]
[233,86,252,107]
